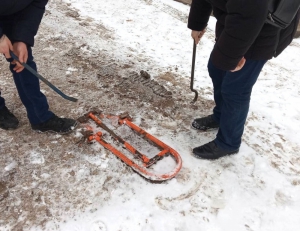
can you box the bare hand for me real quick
[191,29,206,44]
[0,35,13,58]
[231,57,246,72]
[12,42,28,73]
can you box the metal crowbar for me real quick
[190,40,199,104]
[9,51,78,102]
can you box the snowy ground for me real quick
[1,0,300,230]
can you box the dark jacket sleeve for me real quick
[211,0,269,70]
[188,0,212,31]
[11,0,48,46]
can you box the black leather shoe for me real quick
[193,141,239,160]
[32,115,78,134]
[192,115,219,131]
[0,106,19,130]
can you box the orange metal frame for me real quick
[86,112,182,182]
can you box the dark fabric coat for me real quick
[188,0,300,71]
[0,0,48,46]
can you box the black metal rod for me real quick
[190,41,198,104]
[9,51,78,102]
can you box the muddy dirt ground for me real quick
[1,1,300,231]
[0,2,216,230]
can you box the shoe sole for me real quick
[0,124,20,130]
[190,124,219,132]
[192,150,239,160]
[32,121,79,135]
[0,126,19,131]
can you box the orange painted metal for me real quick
[86,112,182,182]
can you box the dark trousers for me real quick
[207,58,267,151]
[0,47,54,125]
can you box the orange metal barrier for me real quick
[85,112,182,182]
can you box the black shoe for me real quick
[32,115,78,134]
[0,106,19,130]
[192,115,219,131]
[193,141,239,160]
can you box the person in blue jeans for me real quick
[0,0,77,133]
[188,0,300,159]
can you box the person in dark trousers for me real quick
[0,0,77,133]
[188,0,300,159]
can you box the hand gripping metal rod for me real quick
[190,41,198,104]
[9,51,78,102]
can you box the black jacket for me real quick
[0,0,48,46]
[188,0,300,71]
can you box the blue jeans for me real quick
[207,58,267,151]
[0,47,54,125]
